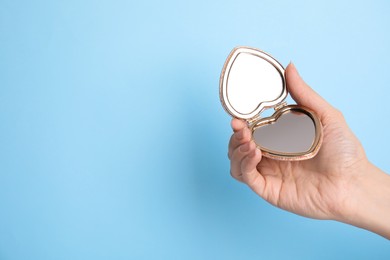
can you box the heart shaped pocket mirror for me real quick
[220,46,323,160]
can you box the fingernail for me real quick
[240,142,251,152]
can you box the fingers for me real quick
[230,140,264,193]
[228,119,265,193]
[230,140,257,182]
[231,118,247,132]
[228,119,251,159]
[285,63,333,117]
[241,149,264,191]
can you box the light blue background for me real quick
[1,0,389,259]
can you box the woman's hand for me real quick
[228,63,390,238]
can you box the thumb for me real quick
[286,63,332,117]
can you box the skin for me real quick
[228,63,390,239]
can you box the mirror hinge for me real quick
[274,102,287,111]
[246,115,261,127]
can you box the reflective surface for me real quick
[253,110,315,154]
[227,53,283,114]
[220,47,323,160]
[220,47,287,120]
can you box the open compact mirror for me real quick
[219,46,323,160]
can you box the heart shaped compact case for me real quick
[220,46,323,160]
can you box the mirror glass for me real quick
[253,111,316,153]
[227,52,284,115]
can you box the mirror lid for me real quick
[220,46,287,120]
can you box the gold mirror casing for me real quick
[219,46,323,161]
[251,105,322,161]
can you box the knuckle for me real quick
[333,108,345,120]
[231,145,243,159]
[230,170,242,182]
[230,169,238,178]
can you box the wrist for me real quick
[339,161,390,239]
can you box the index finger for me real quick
[231,118,247,132]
